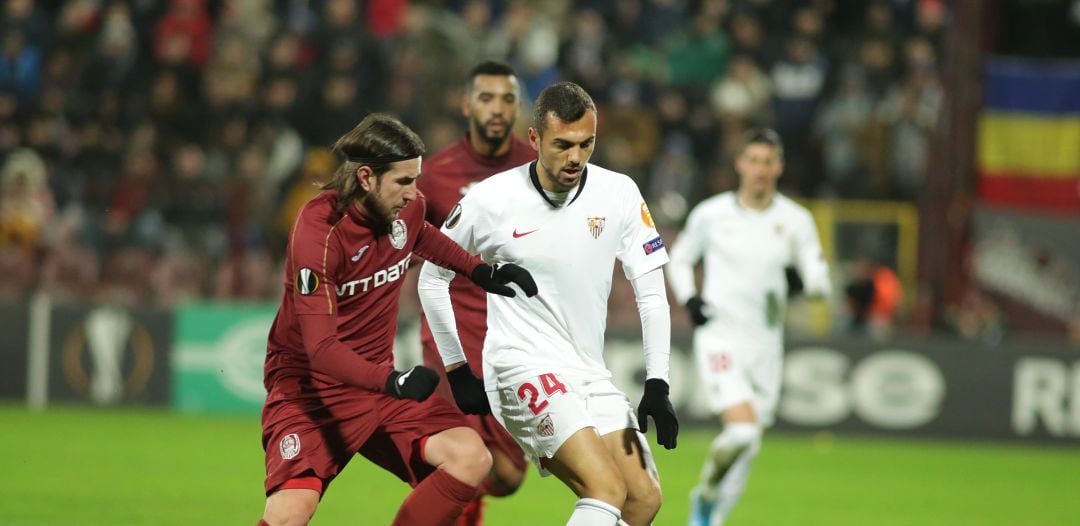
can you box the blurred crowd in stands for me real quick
[0,0,948,332]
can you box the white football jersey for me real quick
[667,192,830,349]
[430,162,669,385]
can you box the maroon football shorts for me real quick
[262,389,469,496]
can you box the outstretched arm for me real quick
[417,260,466,368]
[416,221,538,298]
[418,260,492,414]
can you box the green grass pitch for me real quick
[3,405,1078,525]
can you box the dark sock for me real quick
[458,497,484,526]
[392,469,480,526]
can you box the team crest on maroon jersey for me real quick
[280,433,301,460]
[538,415,555,437]
[295,268,319,295]
[389,219,407,249]
[586,217,606,239]
[445,203,463,229]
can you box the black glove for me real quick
[471,263,539,298]
[784,265,804,297]
[637,379,679,450]
[447,365,491,415]
[685,296,709,326]
[385,365,439,401]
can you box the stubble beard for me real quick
[541,162,579,193]
[474,116,513,148]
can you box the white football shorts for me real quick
[693,331,783,427]
[487,372,651,476]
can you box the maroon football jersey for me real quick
[418,134,535,370]
[265,191,477,402]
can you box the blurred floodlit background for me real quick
[1,0,1079,524]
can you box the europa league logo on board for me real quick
[62,307,155,404]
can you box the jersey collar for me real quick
[529,161,588,208]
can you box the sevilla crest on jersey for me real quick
[586,217,606,239]
[538,415,555,437]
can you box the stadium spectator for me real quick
[710,54,772,152]
[0,31,42,103]
[0,147,52,248]
[0,0,950,328]
[845,257,903,340]
[664,5,730,87]
[879,37,942,200]
[814,64,876,197]
[770,36,827,195]
[153,0,213,70]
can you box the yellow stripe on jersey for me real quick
[322,216,347,314]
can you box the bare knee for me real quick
[442,434,493,486]
[263,489,319,526]
[625,482,662,523]
[580,471,627,509]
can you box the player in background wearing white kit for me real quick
[418,82,679,526]
[667,129,830,526]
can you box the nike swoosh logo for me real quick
[397,369,412,386]
[513,228,539,238]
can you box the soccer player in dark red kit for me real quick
[416,60,537,525]
[257,113,537,526]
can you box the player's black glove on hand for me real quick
[386,366,439,402]
[784,265,804,297]
[638,379,679,449]
[685,296,709,326]
[447,365,491,415]
[471,263,539,298]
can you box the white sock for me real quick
[711,438,760,525]
[567,497,621,526]
[699,423,760,496]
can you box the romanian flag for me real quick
[977,59,1080,214]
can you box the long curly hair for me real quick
[322,113,425,213]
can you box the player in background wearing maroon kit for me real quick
[257,114,537,526]
[417,60,536,525]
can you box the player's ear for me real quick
[528,127,541,151]
[461,92,471,118]
[355,165,375,192]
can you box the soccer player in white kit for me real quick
[667,129,830,526]
[418,82,679,526]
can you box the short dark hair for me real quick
[323,113,425,212]
[739,127,784,158]
[467,60,518,93]
[532,82,596,135]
